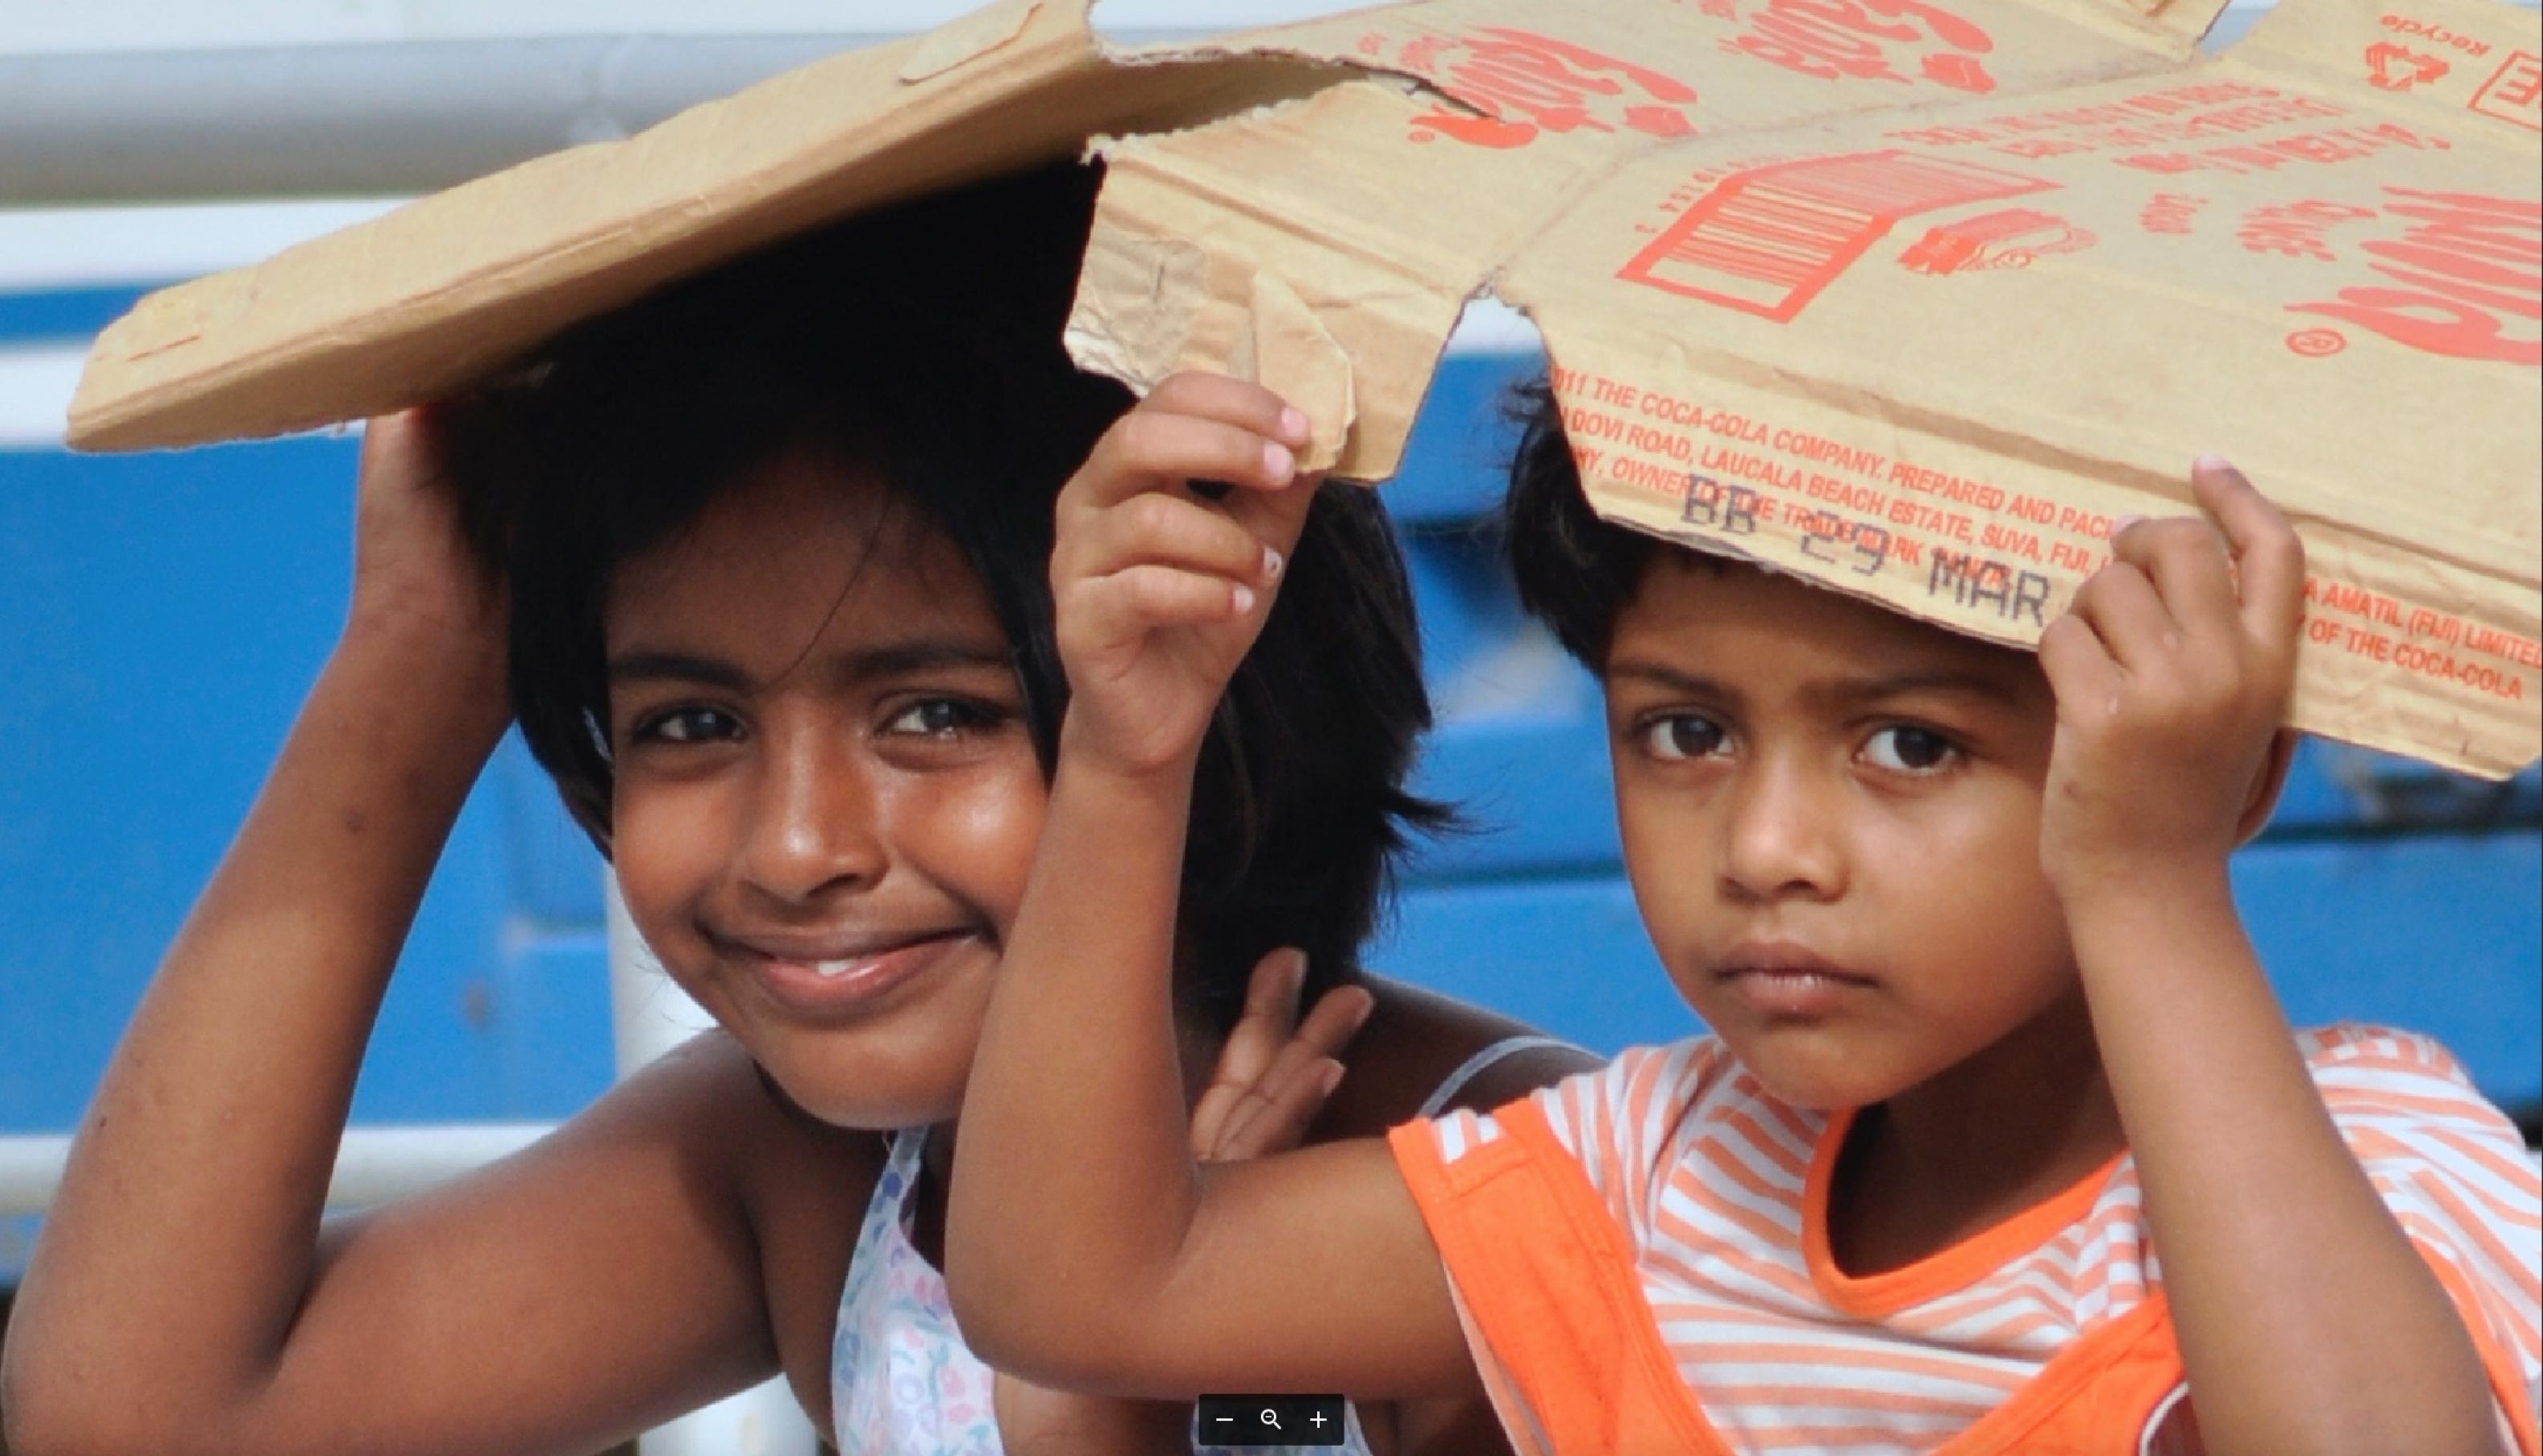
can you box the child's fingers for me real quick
[1148,371,1314,456]
[2064,559,2180,676]
[1069,491,1282,594]
[2038,610,2122,718]
[2110,516,2238,643]
[1233,986,1374,1130]
[1202,987,1374,1160]
[2189,455,2306,661]
[1070,566,1258,648]
[1217,470,1325,570]
[2115,516,2237,675]
[1081,410,1300,509]
[1200,1056,1344,1164]
[1288,984,1378,1067]
[1190,950,1311,1152]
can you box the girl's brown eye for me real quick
[882,698,1003,738]
[635,707,741,744]
[1864,725,1959,773]
[1641,714,1726,761]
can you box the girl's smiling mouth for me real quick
[716,926,979,1020]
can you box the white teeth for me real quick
[812,959,863,978]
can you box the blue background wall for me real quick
[3,287,2537,1172]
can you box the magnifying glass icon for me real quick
[1261,1409,1283,1432]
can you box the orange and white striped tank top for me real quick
[1389,1024,2541,1456]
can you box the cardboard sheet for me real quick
[67,0,2542,776]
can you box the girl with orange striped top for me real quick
[943,375,2539,1456]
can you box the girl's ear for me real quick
[2234,729,2302,846]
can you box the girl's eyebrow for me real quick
[606,651,751,690]
[604,639,1012,691]
[1608,659,1736,704]
[1807,668,2020,712]
[1605,659,2017,711]
[838,640,1013,682]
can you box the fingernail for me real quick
[2193,452,2234,475]
[1348,989,1377,1032]
[1264,441,1296,481]
[1232,584,1258,614]
[1280,407,1310,445]
[1319,1061,1345,1097]
[1262,545,1285,579]
[2111,514,2144,538]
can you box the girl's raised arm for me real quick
[2,414,813,1456]
[946,375,1474,1399]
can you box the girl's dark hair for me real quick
[1499,378,1663,671]
[444,161,1446,1034]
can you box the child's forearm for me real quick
[2070,869,2504,1456]
[4,629,506,1448]
[947,733,1212,1386]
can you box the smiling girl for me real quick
[1,165,1593,1456]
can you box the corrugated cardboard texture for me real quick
[1082,0,2541,777]
[67,0,2541,776]
[65,0,1342,452]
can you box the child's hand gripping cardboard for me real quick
[1050,372,1320,781]
[343,408,512,727]
[2035,457,2304,897]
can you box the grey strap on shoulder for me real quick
[1415,1035,1585,1118]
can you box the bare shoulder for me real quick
[503,1028,888,1309]
[577,1029,882,1197]
[635,1030,885,1171]
[584,1032,886,1430]
[225,1033,892,1453]
[1318,975,1604,1138]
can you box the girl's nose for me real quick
[736,718,885,905]
[1718,751,1847,903]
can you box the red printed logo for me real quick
[2139,193,2208,236]
[2469,51,2543,131]
[1375,27,1699,149]
[1897,208,2095,274]
[1721,0,1999,95]
[1620,150,2055,320]
[2288,188,2541,365]
[2365,42,2450,91]
[2238,200,2378,262]
[2379,14,2493,59]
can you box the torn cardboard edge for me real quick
[66,0,2221,457]
[63,0,2543,779]
[62,0,1362,454]
[900,0,1046,83]
[1062,0,2261,484]
[1057,0,2539,778]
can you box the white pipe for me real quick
[0,343,88,452]
[0,0,2320,206]
[0,14,1289,207]
[607,874,823,1456]
[6,2,1357,58]
[0,37,861,205]
[0,1123,557,1218]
